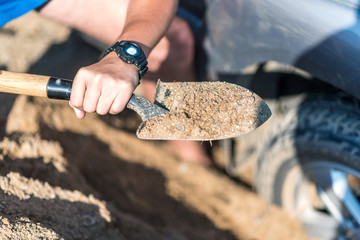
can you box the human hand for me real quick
[69,52,139,119]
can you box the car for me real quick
[197,0,360,239]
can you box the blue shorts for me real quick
[0,0,48,27]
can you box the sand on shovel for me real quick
[136,81,271,140]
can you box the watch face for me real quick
[124,44,139,57]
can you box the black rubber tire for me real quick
[256,91,360,239]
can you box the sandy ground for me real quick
[0,13,309,240]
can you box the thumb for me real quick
[69,102,86,119]
[73,107,86,119]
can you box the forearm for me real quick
[119,0,178,56]
[39,0,178,55]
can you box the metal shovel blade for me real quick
[136,80,272,141]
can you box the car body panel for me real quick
[205,0,360,99]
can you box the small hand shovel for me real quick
[0,70,271,140]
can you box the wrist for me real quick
[101,52,140,87]
[103,41,148,79]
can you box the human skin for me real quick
[38,0,178,119]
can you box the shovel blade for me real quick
[136,80,271,140]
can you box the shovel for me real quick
[0,70,271,140]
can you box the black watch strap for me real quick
[103,41,148,79]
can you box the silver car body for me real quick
[205,0,360,99]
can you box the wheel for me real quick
[256,92,360,240]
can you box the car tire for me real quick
[256,91,360,240]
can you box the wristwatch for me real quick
[103,41,148,79]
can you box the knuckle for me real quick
[76,67,90,79]
[69,99,82,109]
[93,74,104,85]
[118,80,136,91]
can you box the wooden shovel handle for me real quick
[0,70,49,97]
[0,70,72,99]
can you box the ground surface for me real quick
[0,13,309,240]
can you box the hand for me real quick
[69,52,139,119]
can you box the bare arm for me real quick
[38,0,178,118]
[39,0,177,53]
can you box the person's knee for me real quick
[148,17,194,72]
[167,17,195,66]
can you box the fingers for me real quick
[96,85,119,115]
[70,68,88,119]
[69,102,86,120]
[83,80,101,113]
[97,82,134,115]
[69,61,138,119]
[108,91,133,115]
